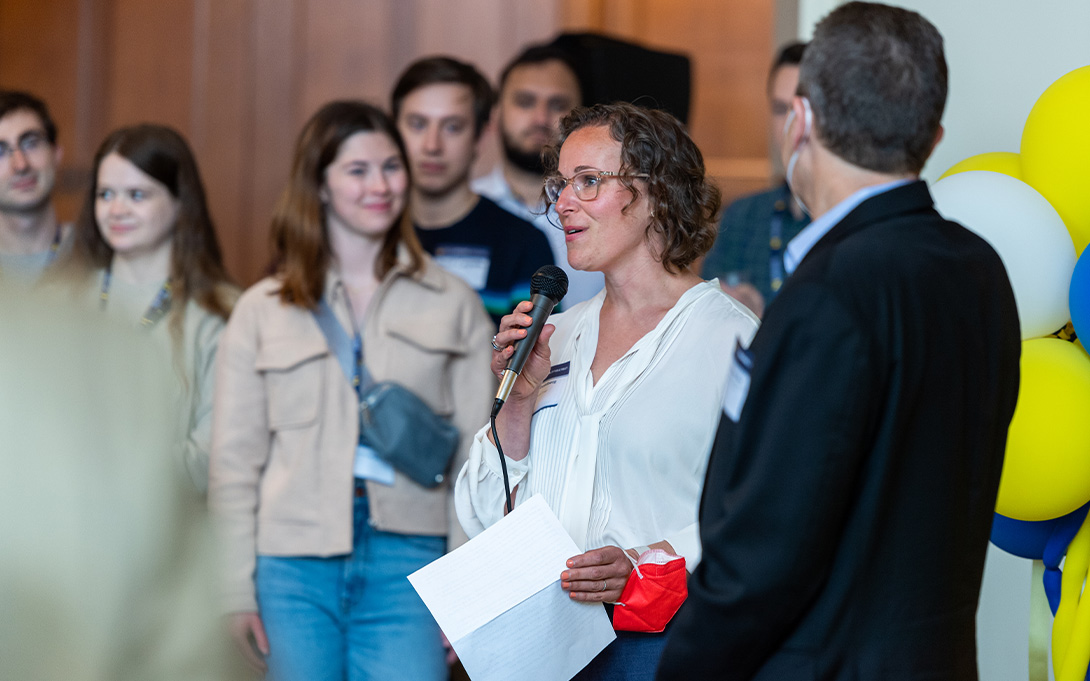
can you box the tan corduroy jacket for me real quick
[209,254,495,613]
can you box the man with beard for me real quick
[472,45,603,306]
[393,56,554,327]
[0,91,72,286]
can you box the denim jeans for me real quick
[255,493,447,681]
[572,606,673,681]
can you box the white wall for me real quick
[907,0,1090,183]
[790,1,1090,679]
[795,0,1090,180]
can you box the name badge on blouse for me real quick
[534,361,570,415]
[433,245,490,291]
[722,341,753,422]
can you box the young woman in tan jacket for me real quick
[209,101,494,681]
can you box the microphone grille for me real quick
[530,265,568,302]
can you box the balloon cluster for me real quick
[932,66,1090,681]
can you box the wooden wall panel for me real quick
[103,0,194,132]
[191,0,259,282]
[0,0,88,221]
[300,0,396,114]
[249,0,302,281]
[505,2,563,65]
[560,0,776,203]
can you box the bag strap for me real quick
[312,299,374,397]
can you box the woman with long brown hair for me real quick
[70,123,237,492]
[209,101,494,681]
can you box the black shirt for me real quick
[415,196,555,327]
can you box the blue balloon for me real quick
[990,513,1054,559]
[1070,248,1090,342]
[991,503,1090,614]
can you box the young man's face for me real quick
[0,109,61,215]
[768,64,800,177]
[497,60,580,173]
[397,82,479,198]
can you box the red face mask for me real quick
[612,550,687,633]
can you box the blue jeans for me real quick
[572,606,672,681]
[255,493,447,681]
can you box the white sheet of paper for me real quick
[409,495,615,681]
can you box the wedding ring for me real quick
[491,335,501,351]
[599,580,607,592]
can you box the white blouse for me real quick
[455,280,759,568]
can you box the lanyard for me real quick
[42,226,62,267]
[768,186,793,295]
[99,268,173,327]
[341,291,366,400]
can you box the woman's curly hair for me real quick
[542,102,721,273]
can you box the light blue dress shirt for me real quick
[784,179,914,275]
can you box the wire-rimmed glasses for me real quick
[543,170,650,203]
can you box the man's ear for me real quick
[928,124,945,159]
[785,96,809,145]
[780,96,808,169]
[53,144,64,167]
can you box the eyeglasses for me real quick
[0,132,47,161]
[543,170,650,203]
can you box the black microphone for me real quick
[492,265,568,417]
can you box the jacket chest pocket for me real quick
[256,338,329,430]
[384,315,466,417]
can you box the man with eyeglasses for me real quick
[472,44,604,306]
[0,91,70,286]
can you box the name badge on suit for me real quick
[722,341,753,422]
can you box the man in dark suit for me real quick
[657,3,1021,680]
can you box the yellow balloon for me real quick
[938,152,1022,181]
[996,338,1090,521]
[1021,66,1090,255]
[1054,513,1090,680]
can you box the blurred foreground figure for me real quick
[0,290,233,681]
[658,3,1021,680]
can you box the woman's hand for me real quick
[561,545,635,603]
[492,300,555,404]
[227,611,270,673]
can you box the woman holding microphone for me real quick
[456,102,759,679]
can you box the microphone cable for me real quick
[490,413,513,514]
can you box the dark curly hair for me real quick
[542,102,720,273]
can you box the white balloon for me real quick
[932,170,1075,339]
